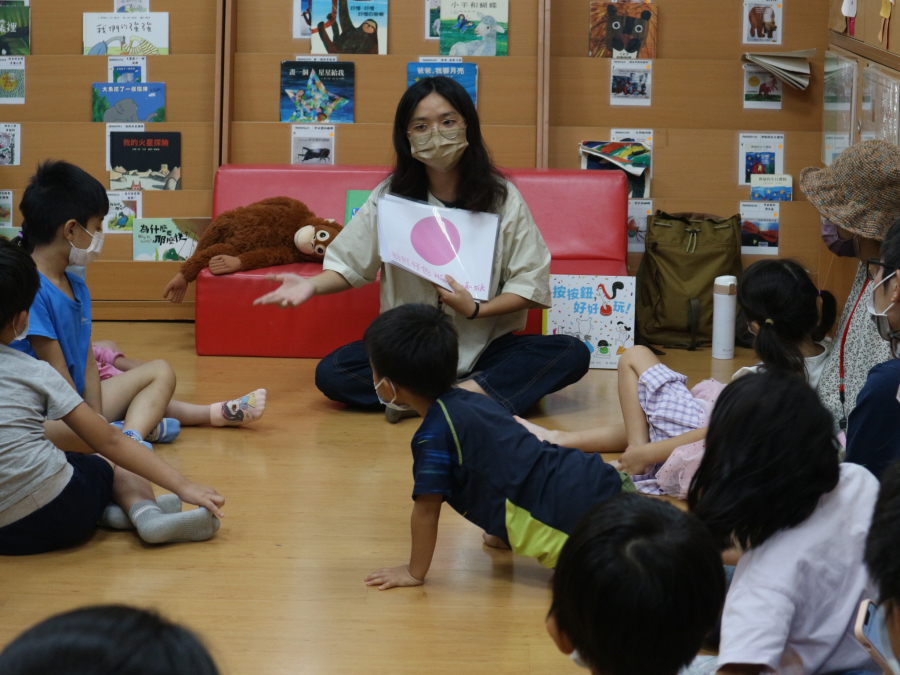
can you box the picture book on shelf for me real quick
[0,4,29,55]
[627,199,653,252]
[426,0,441,38]
[0,56,24,104]
[743,64,782,109]
[109,131,181,191]
[750,174,792,201]
[115,0,150,12]
[440,0,508,57]
[108,56,147,83]
[740,201,779,255]
[83,13,169,55]
[92,83,164,123]
[293,0,311,38]
[545,275,637,370]
[610,59,652,106]
[103,190,142,233]
[408,62,477,107]
[133,218,211,262]
[291,125,335,165]
[345,190,371,225]
[0,190,12,225]
[0,123,21,165]
[580,140,651,198]
[590,2,657,59]
[738,132,784,185]
[310,0,387,55]
[280,61,355,124]
[743,0,782,46]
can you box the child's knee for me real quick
[146,359,177,391]
[617,345,656,375]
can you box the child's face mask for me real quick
[12,312,28,342]
[569,649,589,669]
[69,223,105,267]
[867,271,900,358]
[374,377,412,411]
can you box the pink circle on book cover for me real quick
[410,216,461,267]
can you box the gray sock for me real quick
[98,494,183,530]
[128,499,219,544]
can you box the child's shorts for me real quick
[637,364,705,443]
[92,345,124,381]
[0,453,114,556]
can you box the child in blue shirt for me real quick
[363,304,633,590]
[11,161,267,452]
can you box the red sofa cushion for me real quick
[196,165,628,357]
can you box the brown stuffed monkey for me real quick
[163,196,343,303]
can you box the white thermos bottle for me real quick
[712,275,737,360]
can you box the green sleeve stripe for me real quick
[437,399,463,465]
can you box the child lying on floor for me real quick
[519,259,837,499]
[9,161,265,452]
[362,304,633,590]
[0,240,223,554]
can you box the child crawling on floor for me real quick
[363,304,633,590]
[0,240,224,554]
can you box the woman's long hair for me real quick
[389,76,507,214]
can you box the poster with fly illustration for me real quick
[545,275,637,369]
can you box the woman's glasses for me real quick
[407,118,466,145]
[866,258,897,282]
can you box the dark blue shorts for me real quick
[0,453,114,556]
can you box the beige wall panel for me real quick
[549,58,823,131]
[230,122,537,168]
[35,0,220,56]
[233,55,538,126]
[0,57,216,124]
[0,123,214,191]
[87,262,196,302]
[551,0,829,59]
[235,0,538,57]
[548,127,821,201]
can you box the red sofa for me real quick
[195,165,628,357]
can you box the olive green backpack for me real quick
[636,211,743,349]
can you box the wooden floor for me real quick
[0,322,756,674]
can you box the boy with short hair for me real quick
[363,304,634,590]
[0,240,223,553]
[10,161,266,453]
[546,494,726,675]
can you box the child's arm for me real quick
[29,335,103,412]
[617,427,708,475]
[61,401,224,517]
[81,342,103,413]
[365,493,443,590]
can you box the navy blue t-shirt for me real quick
[412,388,628,568]
[846,359,900,480]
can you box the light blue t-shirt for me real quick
[10,271,92,396]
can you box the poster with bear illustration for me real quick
[743,0,783,45]
[545,275,637,370]
[590,2,657,59]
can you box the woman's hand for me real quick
[253,274,316,308]
[434,274,477,318]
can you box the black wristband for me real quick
[467,302,480,320]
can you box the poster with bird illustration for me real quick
[82,13,169,55]
[310,0,387,55]
[545,275,637,369]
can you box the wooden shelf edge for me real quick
[93,301,196,322]
[830,31,900,70]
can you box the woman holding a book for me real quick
[254,76,590,423]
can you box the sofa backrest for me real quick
[213,165,627,264]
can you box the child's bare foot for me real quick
[482,533,511,550]
[210,389,267,427]
[209,255,242,275]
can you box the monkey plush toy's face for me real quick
[294,222,343,258]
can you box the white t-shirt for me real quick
[0,344,83,512]
[717,463,880,675]
[732,338,833,390]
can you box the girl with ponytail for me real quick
[517,259,838,500]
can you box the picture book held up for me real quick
[376,194,499,302]
[440,0,508,57]
[590,2,657,59]
[545,275,637,370]
[83,13,169,55]
[310,0,387,55]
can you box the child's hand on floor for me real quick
[365,565,424,590]
[176,482,225,518]
[514,416,562,445]
[617,444,655,476]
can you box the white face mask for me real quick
[569,649,589,669]
[374,377,413,411]
[68,224,104,267]
[12,313,28,342]
[867,271,900,358]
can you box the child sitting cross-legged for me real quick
[546,493,726,675]
[0,241,223,554]
[363,304,634,590]
[519,259,837,499]
[10,161,265,452]
[684,371,879,675]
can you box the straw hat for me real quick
[800,139,900,241]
